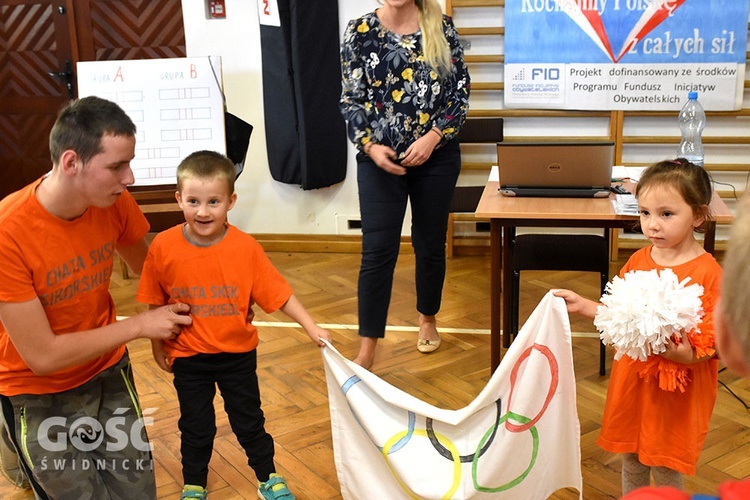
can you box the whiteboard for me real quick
[77,56,226,186]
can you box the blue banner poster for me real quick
[505,1,749,110]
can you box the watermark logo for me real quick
[69,416,104,452]
[38,407,156,453]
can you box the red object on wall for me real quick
[208,0,226,18]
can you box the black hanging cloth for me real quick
[259,0,347,190]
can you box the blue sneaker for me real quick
[181,484,207,499]
[257,473,295,499]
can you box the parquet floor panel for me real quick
[1,250,748,499]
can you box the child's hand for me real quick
[136,302,192,340]
[661,333,696,364]
[553,289,599,319]
[151,340,172,372]
[553,289,583,311]
[278,294,331,347]
[309,326,332,347]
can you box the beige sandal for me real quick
[417,337,442,353]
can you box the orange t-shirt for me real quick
[0,178,149,396]
[597,247,722,475]
[136,224,293,360]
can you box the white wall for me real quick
[181,0,393,235]
[182,1,746,242]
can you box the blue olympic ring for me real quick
[340,375,415,454]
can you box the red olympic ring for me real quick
[505,343,559,433]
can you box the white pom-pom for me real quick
[594,269,704,362]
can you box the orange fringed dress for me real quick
[597,247,722,475]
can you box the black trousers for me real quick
[172,350,275,487]
[356,139,461,338]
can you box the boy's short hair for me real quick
[49,96,136,166]
[176,150,236,194]
[720,193,750,364]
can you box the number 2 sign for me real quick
[258,0,280,27]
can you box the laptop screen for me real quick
[497,142,614,198]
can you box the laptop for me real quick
[497,142,614,198]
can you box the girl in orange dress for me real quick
[555,158,722,494]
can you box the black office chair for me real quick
[447,117,503,258]
[510,231,610,375]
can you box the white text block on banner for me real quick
[323,292,582,499]
[504,2,749,110]
[77,57,225,186]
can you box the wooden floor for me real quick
[2,250,749,499]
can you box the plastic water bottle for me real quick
[677,91,705,167]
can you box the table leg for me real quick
[502,225,514,350]
[490,220,502,372]
[704,221,716,255]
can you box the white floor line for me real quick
[256,321,600,338]
[117,315,598,339]
[255,321,489,335]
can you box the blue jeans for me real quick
[357,139,461,338]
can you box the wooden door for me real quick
[72,0,186,61]
[0,0,185,200]
[0,0,74,198]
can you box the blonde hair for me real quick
[721,193,750,365]
[416,0,452,77]
[176,150,236,194]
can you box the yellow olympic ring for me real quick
[382,428,461,500]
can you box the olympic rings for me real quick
[505,343,558,433]
[341,375,416,453]
[426,399,502,463]
[383,428,462,500]
[341,375,361,395]
[472,411,539,493]
[338,341,559,496]
[388,411,415,454]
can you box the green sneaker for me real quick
[257,473,295,500]
[181,484,207,499]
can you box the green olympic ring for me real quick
[472,411,539,493]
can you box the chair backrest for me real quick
[457,117,503,144]
[449,186,485,213]
[449,118,504,213]
[512,234,610,274]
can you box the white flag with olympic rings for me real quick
[322,292,582,499]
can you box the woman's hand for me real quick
[367,143,406,175]
[400,129,441,167]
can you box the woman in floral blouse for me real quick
[340,0,470,369]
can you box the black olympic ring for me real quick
[425,399,502,463]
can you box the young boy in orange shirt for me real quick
[137,150,331,500]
